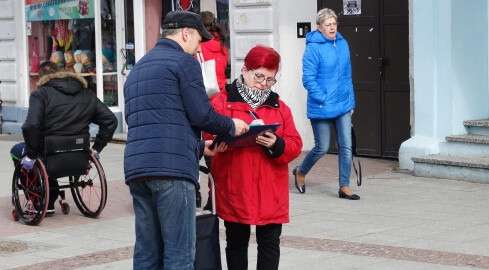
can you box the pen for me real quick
[249,110,258,120]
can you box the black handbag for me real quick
[43,134,90,178]
[351,126,362,186]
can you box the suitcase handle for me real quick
[199,166,216,214]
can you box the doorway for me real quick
[318,0,410,158]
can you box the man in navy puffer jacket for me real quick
[123,11,248,270]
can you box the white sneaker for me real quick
[24,202,39,214]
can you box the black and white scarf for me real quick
[236,75,271,109]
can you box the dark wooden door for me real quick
[317,0,410,158]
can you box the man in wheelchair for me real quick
[10,61,117,215]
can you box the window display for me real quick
[26,0,118,106]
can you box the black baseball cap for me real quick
[162,11,213,42]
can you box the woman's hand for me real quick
[204,140,228,157]
[250,119,264,125]
[351,109,354,116]
[256,132,276,148]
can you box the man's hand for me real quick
[22,156,35,170]
[232,118,249,136]
[204,140,227,157]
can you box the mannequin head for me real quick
[74,50,83,63]
[81,50,94,65]
[102,48,114,63]
[51,51,65,68]
[51,51,63,64]
[64,51,74,66]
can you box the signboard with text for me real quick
[26,0,94,21]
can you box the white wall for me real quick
[276,0,317,150]
[229,0,276,80]
[0,0,17,104]
[229,0,317,150]
[399,0,489,170]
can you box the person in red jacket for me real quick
[207,46,303,270]
[200,11,228,92]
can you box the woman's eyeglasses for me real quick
[249,69,277,86]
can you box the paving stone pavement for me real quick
[1,134,489,269]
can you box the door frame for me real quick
[114,1,146,132]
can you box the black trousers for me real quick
[224,221,282,270]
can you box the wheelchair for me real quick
[11,134,107,226]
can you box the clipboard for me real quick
[209,123,281,149]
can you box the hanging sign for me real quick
[25,0,95,21]
[343,0,361,15]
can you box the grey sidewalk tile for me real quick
[0,253,47,269]
[357,259,483,270]
[3,134,489,269]
[279,248,342,270]
[425,224,489,243]
[76,259,133,270]
[284,220,355,238]
[397,237,489,257]
[348,233,414,246]
[467,236,489,249]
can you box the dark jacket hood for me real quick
[36,71,88,95]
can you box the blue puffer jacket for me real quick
[123,38,235,185]
[302,31,355,119]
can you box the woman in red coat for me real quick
[200,11,229,92]
[208,46,302,270]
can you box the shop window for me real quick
[101,0,118,106]
[26,0,118,106]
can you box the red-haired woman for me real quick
[207,45,302,270]
[200,11,228,92]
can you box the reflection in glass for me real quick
[101,0,118,106]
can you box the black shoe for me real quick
[293,167,305,193]
[338,188,360,200]
[46,202,55,216]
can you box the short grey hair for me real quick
[161,28,182,37]
[316,8,337,25]
[160,27,195,38]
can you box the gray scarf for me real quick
[237,76,271,109]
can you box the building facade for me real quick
[2,0,488,177]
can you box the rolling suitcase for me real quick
[195,166,222,270]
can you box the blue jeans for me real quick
[298,112,352,187]
[130,179,196,270]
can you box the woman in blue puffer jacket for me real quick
[293,8,359,200]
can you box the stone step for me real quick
[464,118,489,127]
[464,119,489,136]
[446,134,489,144]
[439,140,489,157]
[412,154,489,184]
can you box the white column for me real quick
[133,0,146,61]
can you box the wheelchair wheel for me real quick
[69,154,107,218]
[12,159,50,226]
